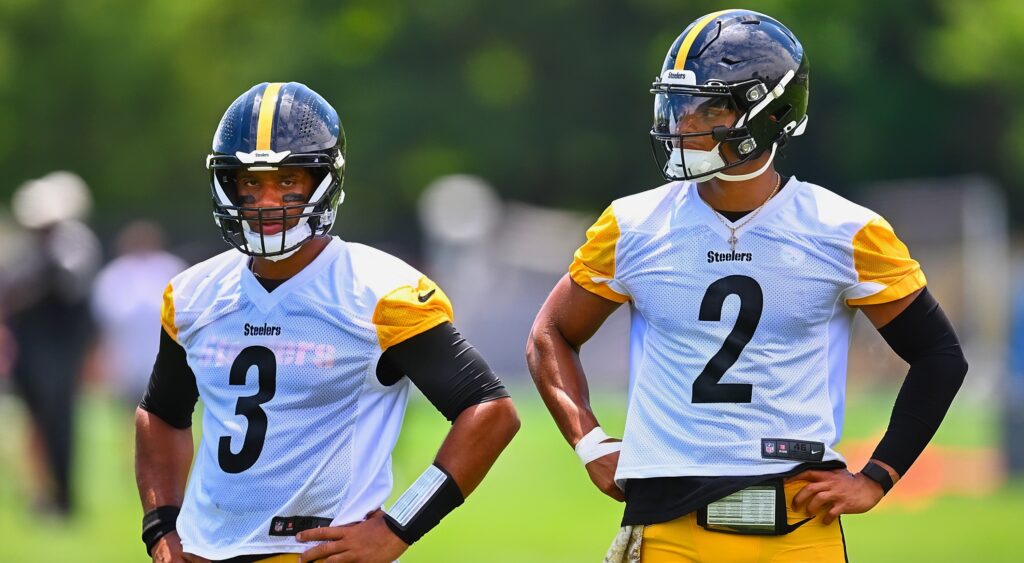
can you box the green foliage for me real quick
[0,0,1021,245]
[0,391,1018,561]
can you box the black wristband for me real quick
[142,505,180,555]
[860,462,894,495]
[383,463,464,545]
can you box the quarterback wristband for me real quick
[384,463,464,545]
[574,426,622,465]
[142,505,180,555]
[860,462,895,495]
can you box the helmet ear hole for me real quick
[217,171,240,203]
[769,104,793,124]
[309,168,330,192]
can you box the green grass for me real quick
[0,388,1020,562]
[842,483,1024,562]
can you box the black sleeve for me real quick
[376,322,509,422]
[871,287,969,476]
[138,328,200,429]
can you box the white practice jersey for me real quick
[161,238,453,560]
[570,178,926,483]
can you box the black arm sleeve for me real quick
[871,287,969,476]
[376,322,509,422]
[138,328,200,429]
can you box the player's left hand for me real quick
[297,509,408,563]
[788,468,886,525]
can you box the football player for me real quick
[135,82,519,563]
[527,10,968,562]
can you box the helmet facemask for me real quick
[207,82,347,260]
[650,68,805,182]
[209,149,345,261]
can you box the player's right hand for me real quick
[152,531,207,563]
[585,441,625,502]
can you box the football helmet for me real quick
[650,10,809,182]
[207,82,346,260]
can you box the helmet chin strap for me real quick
[238,173,338,262]
[668,142,778,183]
[708,143,777,182]
[242,221,311,262]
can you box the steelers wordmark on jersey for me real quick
[160,238,452,560]
[570,177,925,484]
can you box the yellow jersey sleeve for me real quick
[846,217,927,307]
[569,205,630,303]
[161,282,179,343]
[372,276,454,350]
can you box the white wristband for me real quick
[386,465,448,527]
[574,426,622,465]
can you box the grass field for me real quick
[0,386,1021,562]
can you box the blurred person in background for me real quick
[527,10,968,562]
[0,310,15,386]
[134,82,518,563]
[89,220,187,408]
[0,171,101,517]
[1006,275,1024,475]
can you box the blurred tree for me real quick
[921,0,1024,219]
[0,0,1018,255]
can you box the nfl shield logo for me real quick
[274,522,284,533]
[765,441,775,455]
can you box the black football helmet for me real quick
[207,82,346,259]
[650,10,809,182]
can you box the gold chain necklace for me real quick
[705,172,782,252]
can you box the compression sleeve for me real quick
[376,322,509,422]
[871,288,968,476]
[138,328,199,429]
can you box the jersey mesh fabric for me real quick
[847,217,926,306]
[169,238,444,559]
[571,179,925,483]
[373,276,454,350]
[569,205,630,303]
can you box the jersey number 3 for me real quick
[692,275,763,404]
[219,346,277,473]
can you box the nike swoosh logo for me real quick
[810,449,822,455]
[417,289,436,303]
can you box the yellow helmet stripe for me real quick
[255,82,285,151]
[674,10,740,70]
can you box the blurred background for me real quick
[1,0,1022,560]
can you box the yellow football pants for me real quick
[639,480,847,563]
[254,555,299,562]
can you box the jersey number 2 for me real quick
[219,346,276,473]
[692,275,763,404]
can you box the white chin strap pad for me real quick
[666,142,777,183]
[667,145,726,180]
[242,221,311,261]
[712,143,777,182]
